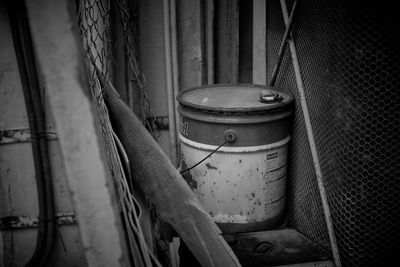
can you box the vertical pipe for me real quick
[163,0,178,164]
[8,1,56,265]
[8,9,47,264]
[279,0,342,266]
[170,0,180,162]
[206,0,214,84]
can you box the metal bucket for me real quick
[177,84,293,233]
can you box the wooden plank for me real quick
[215,0,239,83]
[25,1,129,266]
[252,0,267,84]
[104,85,241,267]
[223,229,332,267]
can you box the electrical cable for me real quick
[179,136,233,174]
[8,1,56,266]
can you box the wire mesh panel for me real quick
[76,1,159,266]
[266,0,331,251]
[267,0,400,266]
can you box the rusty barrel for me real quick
[177,84,293,233]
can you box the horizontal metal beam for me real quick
[0,212,76,230]
[0,128,57,145]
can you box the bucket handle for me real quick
[179,134,234,174]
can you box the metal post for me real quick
[278,0,342,266]
[206,0,215,84]
[170,0,181,165]
[163,0,178,164]
[269,0,299,86]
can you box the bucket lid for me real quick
[177,84,293,114]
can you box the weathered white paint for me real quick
[180,135,290,153]
[180,134,289,228]
[213,212,249,224]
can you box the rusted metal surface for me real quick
[223,229,333,266]
[0,128,57,145]
[180,136,290,233]
[0,212,76,230]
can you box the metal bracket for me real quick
[0,128,57,145]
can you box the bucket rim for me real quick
[177,83,294,114]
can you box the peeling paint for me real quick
[180,134,289,229]
[213,212,249,224]
[180,160,197,189]
[0,212,76,230]
[0,128,57,145]
[205,162,218,170]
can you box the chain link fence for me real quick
[267,1,400,266]
[76,0,159,266]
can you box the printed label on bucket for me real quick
[263,145,288,214]
[180,117,189,135]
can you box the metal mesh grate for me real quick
[267,0,400,266]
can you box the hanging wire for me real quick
[180,136,233,174]
[115,0,160,139]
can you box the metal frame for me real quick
[268,0,342,266]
